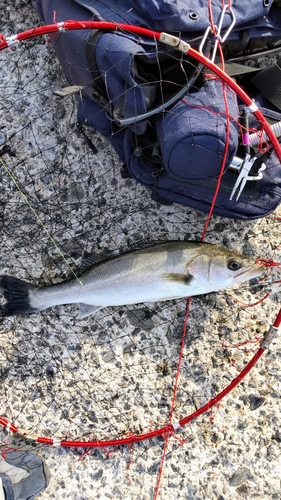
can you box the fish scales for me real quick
[34,242,200,308]
[0,241,267,318]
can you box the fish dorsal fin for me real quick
[81,243,165,267]
[77,303,104,319]
[79,251,118,270]
[130,240,169,251]
[77,241,189,276]
[67,251,118,279]
[62,241,182,280]
[79,241,168,273]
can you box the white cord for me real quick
[249,121,281,147]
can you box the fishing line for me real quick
[0,157,83,285]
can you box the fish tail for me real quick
[0,275,40,316]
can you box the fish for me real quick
[0,241,267,319]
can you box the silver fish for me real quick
[0,241,267,318]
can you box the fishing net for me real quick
[0,4,280,499]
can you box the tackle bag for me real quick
[32,0,281,219]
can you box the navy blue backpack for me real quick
[32,0,281,219]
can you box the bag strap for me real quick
[218,61,258,76]
[221,54,281,111]
[251,57,281,111]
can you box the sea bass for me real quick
[0,241,267,318]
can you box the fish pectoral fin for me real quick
[77,303,104,319]
[160,272,193,286]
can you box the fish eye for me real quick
[227,259,241,271]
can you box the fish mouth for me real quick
[236,262,268,280]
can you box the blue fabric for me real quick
[74,0,276,33]
[33,0,281,38]
[32,0,281,219]
[130,0,274,32]
[155,80,238,180]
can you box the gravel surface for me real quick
[0,2,280,499]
